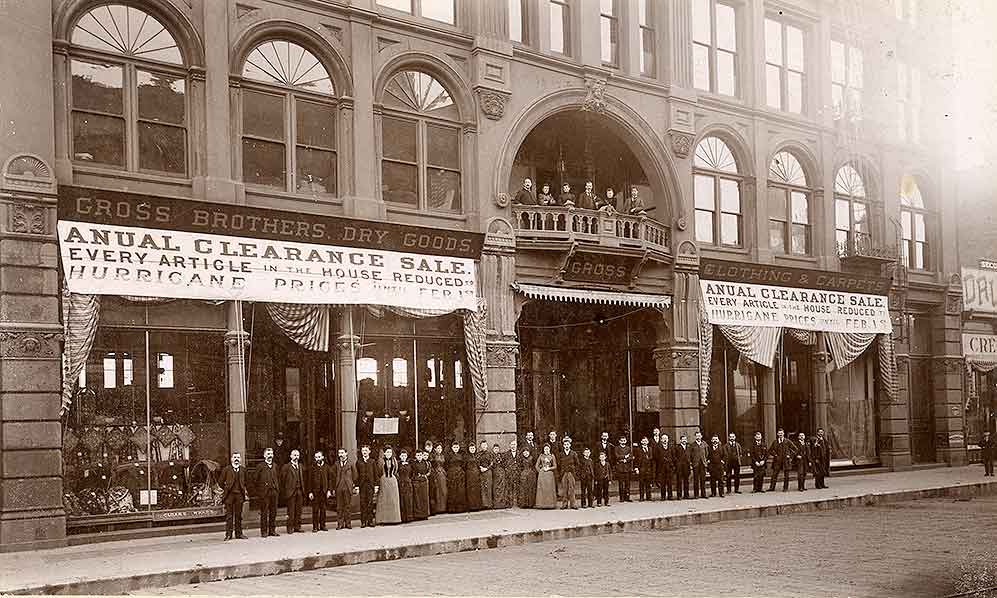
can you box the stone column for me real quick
[880,283,912,470]
[337,308,360,458]
[931,286,967,465]
[193,0,237,204]
[657,243,702,441]
[813,333,830,433]
[224,301,250,458]
[345,10,382,220]
[761,367,778,442]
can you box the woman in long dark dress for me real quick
[477,440,494,509]
[430,443,447,514]
[397,448,414,523]
[411,449,431,520]
[465,442,482,511]
[517,446,537,508]
[423,440,435,509]
[505,439,520,507]
[375,446,401,525]
[491,443,509,508]
[446,441,466,513]
[535,444,558,509]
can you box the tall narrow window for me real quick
[549,0,571,56]
[241,40,337,195]
[509,0,529,43]
[834,165,871,254]
[638,0,656,76]
[381,71,462,212]
[694,137,742,247]
[897,61,920,143]
[900,176,931,270]
[693,0,737,96]
[765,19,805,114]
[831,40,863,119]
[600,0,619,67]
[69,4,187,175]
[768,151,811,256]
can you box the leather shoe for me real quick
[235,534,248,540]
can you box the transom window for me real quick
[765,18,805,114]
[831,40,863,120]
[834,165,871,252]
[600,0,620,67]
[380,71,462,212]
[693,0,737,96]
[377,0,456,24]
[768,151,811,256]
[694,138,742,247]
[900,176,931,270]
[69,4,187,175]
[240,40,337,195]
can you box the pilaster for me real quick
[931,289,967,465]
[224,302,250,459]
[665,0,693,88]
[337,309,361,458]
[658,239,702,441]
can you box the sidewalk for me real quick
[3,466,995,595]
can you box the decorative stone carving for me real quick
[581,76,607,113]
[669,131,694,158]
[9,202,46,235]
[677,240,697,256]
[322,24,344,44]
[676,217,688,232]
[477,89,508,121]
[931,356,965,376]
[377,37,399,52]
[2,153,56,194]
[945,292,963,316]
[494,192,510,208]
[486,343,519,368]
[0,331,61,358]
[486,217,514,237]
[653,347,699,370]
[235,3,260,19]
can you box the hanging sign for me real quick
[964,333,997,360]
[963,267,997,314]
[699,279,892,333]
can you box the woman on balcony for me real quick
[538,183,555,206]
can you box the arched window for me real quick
[900,175,931,270]
[69,4,187,174]
[240,40,337,195]
[768,150,811,255]
[380,70,462,212]
[834,165,871,252]
[694,137,742,247]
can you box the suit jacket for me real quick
[673,444,691,473]
[656,442,675,475]
[768,440,793,469]
[576,191,599,210]
[558,449,579,477]
[724,441,744,468]
[514,188,537,205]
[707,445,726,473]
[279,462,306,500]
[332,459,358,494]
[558,192,575,205]
[578,457,595,481]
[595,441,613,463]
[523,441,541,464]
[750,442,768,469]
[356,456,378,489]
[254,461,280,496]
[310,462,331,498]
[219,465,248,503]
[636,446,656,479]
[793,442,811,473]
[809,438,831,474]
[612,444,634,475]
[689,441,709,469]
[982,435,994,457]
[593,460,611,481]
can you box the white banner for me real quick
[58,221,478,311]
[964,333,997,360]
[700,279,891,333]
[963,267,997,314]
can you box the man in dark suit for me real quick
[280,449,305,533]
[673,434,691,499]
[794,432,811,492]
[253,447,280,537]
[612,435,634,502]
[331,448,358,529]
[523,431,540,463]
[635,437,656,501]
[768,428,793,492]
[513,178,537,205]
[750,431,768,493]
[309,450,332,531]
[219,452,249,541]
[576,181,599,210]
[982,430,995,477]
[596,431,613,471]
[689,430,709,499]
[810,427,832,488]
[724,432,744,495]
[656,433,675,500]
[558,437,579,509]
[356,445,378,527]
[707,435,726,497]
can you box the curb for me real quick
[11,480,997,595]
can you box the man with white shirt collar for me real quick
[220,452,249,541]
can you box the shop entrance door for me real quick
[908,357,936,463]
[779,337,814,437]
[282,356,336,461]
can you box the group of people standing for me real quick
[513,178,649,216]
[217,426,833,539]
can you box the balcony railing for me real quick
[512,205,670,253]
[836,232,897,263]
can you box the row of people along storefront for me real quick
[57,185,995,533]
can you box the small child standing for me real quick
[578,447,595,508]
[593,451,611,506]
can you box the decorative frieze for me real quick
[0,331,62,358]
[477,89,508,121]
[581,75,607,113]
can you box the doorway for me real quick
[778,336,814,437]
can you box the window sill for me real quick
[73,164,192,187]
[773,254,819,265]
[386,203,467,222]
[700,245,751,257]
[244,185,343,206]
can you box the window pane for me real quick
[296,146,336,194]
[694,44,710,91]
[915,242,926,269]
[716,3,736,51]
[139,123,186,174]
[766,64,782,109]
[914,213,926,241]
[901,210,912,240]
[836,229,849,247]
[640,28,655,75]
[831,41,846,84]
[849,47,863,88]
[296,100,335,149]
[378,0,411,12]
[836,199,850,230]
[787,25,804,71]
[765,19,782,65]
[692,0,711,44]
[428,169,461,211]
[787,71,803,113]
[791,192,809,224]
[695,174,715,210]
[768,187,787,220]
[550,1,568,54]
[382,116,417,162]
[638,0,651,26]
[382,161,419,205]
[242,90,284,141]
[717,50,735,95]
[695,210,715,244]
[242,139,285,188]
[769,221,786,252]
[853,202,868,233]
[720,213,740,246]
[73,113,125,166]
[137,71,185,124]
[509,0,523,42]
[427,124,459,169]
[720,178,740,213]
[601,16,615,64]
[791,224,809,254]
[422,0,455,23]
[72,61,123,114]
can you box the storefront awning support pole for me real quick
[225,301,249,459]
[337,307,360,458]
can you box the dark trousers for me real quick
[336,490,352,528]
[693,465,707,498]
[359,484,375,526]
[286,493,303,532]
[616,472,631,501]
[312,497,327,530]
[797,467,807,491]
[639,476,654,500]
[260,491,277,536]
[726,464,740,493]
[814,470,827,488]
[709,471,725,497]
[769,465,790,491]
[983,452,994,476]
[224,497,244,538]
[676,470,690,499]
[596,479,610,505]
[659,471,673,499]
[580,478,594,507]
[752,467,766,492]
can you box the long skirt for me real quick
[465,465,482,511]
[518,467,537,508]
[505,461,521,506]
[375,475,401,524]
[446,466,466,513]
[480,469,493,508]
[398,479,413,523]
[535,470,557,509]
[492,466,510,508]
[431,468,447,514]
[412,478,430,520]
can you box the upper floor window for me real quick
[240,40,337,195]
[377,0,455,24]
[694,137,742,247]
[831,40,863,120]
[900,176,931,270]
[638,0,656,76]
[509,0,530,44]
[834,165,871,251]
[380,71,462,212]
[600,0,620,67]
[549,0,571,56]
[693,0,737,96]
[897,61,921,143]
[765,18,805,114]
[768,151,811,256]
[69,4,187,175]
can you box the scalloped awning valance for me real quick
[511,283,672,308]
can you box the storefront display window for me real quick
[827,352,878,463]
[703,332,764,441]
[966,370,994,446]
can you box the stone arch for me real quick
[768,140,821,189]
[833,154,881,201]
[54,0,205,67]
[231,20,354,98]
[695,124,754,176]
[373,51,475,125]
[495,89,681,226]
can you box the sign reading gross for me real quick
[58,187,483,311]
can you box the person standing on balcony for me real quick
[597,187,618,213]
[538,183,555,205]
[514,178,537,205]
[559,183,575,206]
[627,185,648,216]
[577,181,599,210]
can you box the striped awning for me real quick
[512,283,672,308]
